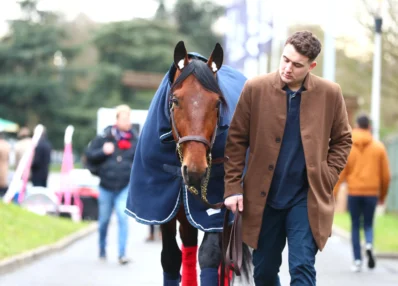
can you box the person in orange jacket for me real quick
[334,114,391,272]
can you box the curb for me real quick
[332,224,398,259]
[0,222,97,276]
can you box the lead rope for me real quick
[176,143,212,203]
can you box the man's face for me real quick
[116,111,131,132]
[279,44,317,89]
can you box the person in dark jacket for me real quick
[85,104,137,265]
[0,131,11,197]
[31,129,52,187]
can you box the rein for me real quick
[170,102,243,286]
[171,107,224,210]
[169,90,224,210]
[221,210,243,285]
[168,63,244,285]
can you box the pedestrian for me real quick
[0,132,11,197]
[31,128,52,187]
[334,114,391,272]
[14,127,32,169]
[146,225,161,242]
[146,225,155,242]
[85,104,137,265]
[223,31,352,285]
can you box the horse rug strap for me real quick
[222,209,243,283]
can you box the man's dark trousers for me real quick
[252,199,318,286]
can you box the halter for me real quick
[169,103,219,150]
[169,90,223,209]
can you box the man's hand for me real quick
[224,194,243,214]
[103,142,115,155]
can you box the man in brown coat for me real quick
[224,31,352,285]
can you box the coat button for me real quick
[260,191,267,197]
[275,137,281,143]
[268,165,274,171]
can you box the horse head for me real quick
[170,41,226,191]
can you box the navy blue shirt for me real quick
[267,86,309,209]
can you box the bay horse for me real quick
[125,41,251,285]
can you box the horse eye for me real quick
[171,97,179,106]
[216,100,221,109]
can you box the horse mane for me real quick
[169,59,227,110]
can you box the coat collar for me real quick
[271,71,316,92]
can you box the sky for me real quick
[0,0,374,54]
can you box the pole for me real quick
[323,0,336,82]
[371,16,383,141]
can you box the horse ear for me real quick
[174,41,189,70]
[207,43,223,73]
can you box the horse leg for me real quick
[177,206,198,286]
[199,232,222,286]
[161,216,181,286]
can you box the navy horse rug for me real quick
[125,53,247,232]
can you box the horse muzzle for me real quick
[182,165,208,190]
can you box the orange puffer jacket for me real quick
[333,129,391,202]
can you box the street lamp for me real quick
[370,0,383,141]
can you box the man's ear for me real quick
[309,61,317,71]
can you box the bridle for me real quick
[167,53,244,285]
[169,87,224,210]
[169,100,219,150]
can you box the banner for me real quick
[224,0,273,78]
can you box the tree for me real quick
[155,0,169,22]
[0,0,88,151]
[173,0,225,55]
[88,18,183,109]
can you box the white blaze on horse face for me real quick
[178,59,185,69]
[211,62,218,72]
[193,101,199,107]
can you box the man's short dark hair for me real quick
[285,31,322,61]
[356,114,370,129]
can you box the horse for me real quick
[125,41,252,286]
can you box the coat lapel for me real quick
[300,74,317,134]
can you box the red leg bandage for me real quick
[181,245,198,286]
[218,264,233,286]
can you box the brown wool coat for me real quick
[224,71,352,251]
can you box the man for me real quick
[14,127,32,168]
[31,128,52,187]
[85,104,137,265]
[224,31,352,285]
[334,114,391,272]
[0,132,11,197]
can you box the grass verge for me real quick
[334,212,398,253]
[0,201,89,260]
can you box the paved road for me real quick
[0,215,397,286]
